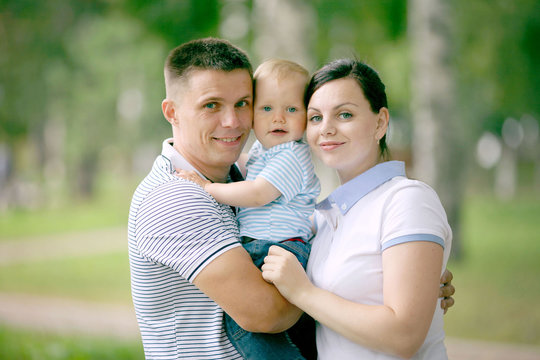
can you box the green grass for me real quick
[0,252,132,304]
[0,326,144,360]
[0,178,134,241]
[444,194,540,345]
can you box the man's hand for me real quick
[439,269,455,314]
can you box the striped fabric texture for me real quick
[128,153,243,359]
[236,140,320,242]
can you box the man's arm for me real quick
[193,246,303,333]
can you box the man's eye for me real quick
[236,100,248,107]
[287,107,297,113]
[263,106,272,112]
[205,103,217,109]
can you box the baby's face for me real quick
[253,73,307,149]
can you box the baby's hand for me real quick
[175,169,210,190]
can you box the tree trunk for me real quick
[252,0,316,69]
[408,0,466,259]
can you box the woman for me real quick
[262,59,452,359]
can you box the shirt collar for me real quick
[161,138,200,175]
[160,138,243,183]
[317,161,406,214]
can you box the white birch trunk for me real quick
[409,0,465,258]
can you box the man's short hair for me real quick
[164,37,253,98]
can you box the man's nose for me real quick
[222,107,240,127]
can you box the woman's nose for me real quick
[320,119,336,135]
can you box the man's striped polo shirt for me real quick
[128,139,243,359]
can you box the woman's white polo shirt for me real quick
[307,161,452,359]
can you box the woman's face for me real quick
[306,78,388,184]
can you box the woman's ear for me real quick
[162,99,178,126]
[375,107,389,139]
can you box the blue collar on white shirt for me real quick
[316,161,406,214]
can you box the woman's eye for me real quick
[205,103,217,109]
[263,106,272,112]
[339,112,352,119]
[309,115,322,122]
[287,107,297,113]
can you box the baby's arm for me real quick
[176,169,282,208]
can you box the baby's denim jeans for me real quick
[224,238,312,360]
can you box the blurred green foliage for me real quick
[1,0,538,204]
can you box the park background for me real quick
[1,0,539,358]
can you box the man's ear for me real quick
[162,99,178,125]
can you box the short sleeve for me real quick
[135,180,240,282]
[257,148,304,202]
[380,181,451,251]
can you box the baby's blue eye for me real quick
[287,107,297,113]
[263,106,272,112]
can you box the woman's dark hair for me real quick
[305,59,389,159]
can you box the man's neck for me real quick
[172,143,230,183]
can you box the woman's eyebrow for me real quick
[307,102,358,112]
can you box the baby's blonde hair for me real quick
[253,59,310,85]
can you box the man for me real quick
[128,38,302,359]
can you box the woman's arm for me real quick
[176,169,282,207]
[262,242,443,359]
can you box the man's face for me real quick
[170,69,253,181]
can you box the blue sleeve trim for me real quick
[382,234,445,251]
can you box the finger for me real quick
[441,269,453,284]
[439,283,455,298]
[441,296,454,313]
[261,268,274,284]
[267,245,288,256]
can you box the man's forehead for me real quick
[184,68,253,96]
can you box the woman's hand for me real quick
[261,245,312,304]
[175,169,210,190]
[439,269,455,314]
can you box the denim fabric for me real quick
[224,239,313,360]
[243,238,311,269]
